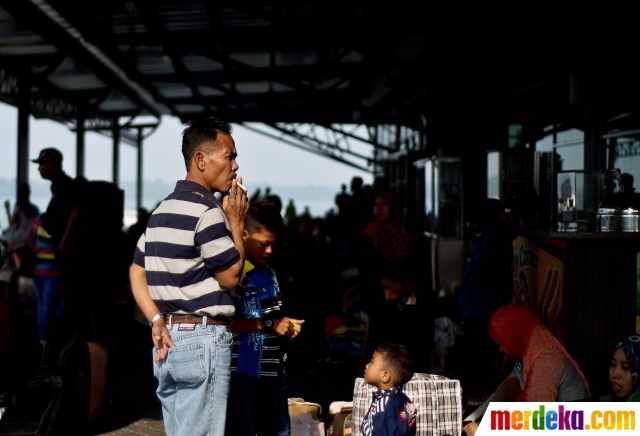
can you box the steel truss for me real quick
[1,67,77,122]
[241,122,424,175]
[78,118,160,147]
[2,68,160,146]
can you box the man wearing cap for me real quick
[129,116,249,436]
[32,148,87,323]
[32,148,84,261]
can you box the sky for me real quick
[0,101,373,220]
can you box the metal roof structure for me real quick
[2,1,640,172]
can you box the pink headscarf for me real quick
[489,303,590,401]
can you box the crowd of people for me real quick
[1,115,639,436]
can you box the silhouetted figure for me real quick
[127,208,150,242]
[266,193,283,213]
[32,148,88,332]
[601,172,640,211]
[126,208,150,265]
[1,147,95,433]
[372,175,390,192]
[456,198,518,400]
[621,173,635,194]
[356,188,434,376]
[620,173,640,209]
[27,210,65,346]
[4,182,39,270]
[349,176,371,234]
[335,183,351,215]
[284,199,297,221]
[250,187,262,203]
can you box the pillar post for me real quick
[76,112,86,178]
[16,76,31,193]
[136,128,143,211]
[112,120,120,185]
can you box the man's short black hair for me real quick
[182,116,232,170]
[376,343,414,386]
[246,201,285,235]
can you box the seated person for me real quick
[487,303,591,401]
[600,334,640,402]
[463,303,591,436]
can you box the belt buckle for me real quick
[202,315,207,329]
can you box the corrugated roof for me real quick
[0,0,639,139]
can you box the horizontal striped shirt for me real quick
[133,180,239,318]
[32,214,61,278]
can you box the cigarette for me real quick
[236,181,247,192]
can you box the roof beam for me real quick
[139,63,365,85]
[240,122,374,173]
[166,88,355,105]
[127,0,227,115]
[0,0,161,118]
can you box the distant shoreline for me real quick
[0,178,341,221]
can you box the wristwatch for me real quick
[264,319,273,330]
[148,313,164,326]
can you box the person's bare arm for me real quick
[58,203,81,258]
[273,317,304,339]
[129,263,174,361]
[493,376,522,401]
[4,201,14,226]
[215,178,249,289]
[463,422,479,436]
[381,278,413,301]
[230,317,305,339]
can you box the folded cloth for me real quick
[329,401,353,415]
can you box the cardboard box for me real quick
[288,398,322,420]
[289,404,320,420]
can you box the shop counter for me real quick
[513,229,640,396]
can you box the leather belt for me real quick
[164,314,231,326]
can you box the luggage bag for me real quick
[352,373,463,436]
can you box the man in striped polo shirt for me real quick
[129,116,249,436]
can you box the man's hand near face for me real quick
[222,177,249,224]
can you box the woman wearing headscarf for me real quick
[600,335,640,402]
[355,188,434,375]
[489,302,591,402]
[463,302,592,436]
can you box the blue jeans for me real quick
[32,275,65,341]
[225,371,291,436]
[153,324,233,436]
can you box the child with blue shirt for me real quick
[362,343,418,436]
[225,201,305,436]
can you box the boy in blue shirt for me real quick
[225,201,305,436]
[362,343,418,436]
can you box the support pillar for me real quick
[16,76,31,194]
[136,128,143,211]
[112,121,120,186]
[76,113,86,178]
